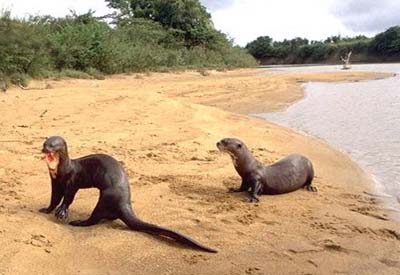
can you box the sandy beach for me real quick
[0,68,399,275]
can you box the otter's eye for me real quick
[237,144,242,148]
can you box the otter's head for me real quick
[42,136,69,174]
[216,138,247,158]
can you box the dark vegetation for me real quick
[246,26,400,65]
[0,0,256,86]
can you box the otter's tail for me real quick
[120,206,217,253]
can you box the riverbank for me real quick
[259,64,400,219]
[0,69,399,274]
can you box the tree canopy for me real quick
[370,26,400,54]
[245,36,273,59]
[0,9,256,86]
[246,25,400,64]
[106,0,217,47]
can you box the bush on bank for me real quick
[0,8,256,86]
[246,27,400,64]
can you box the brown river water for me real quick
[256,63,400,216]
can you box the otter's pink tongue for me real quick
[46,153,54,162]
[44,153,58,170]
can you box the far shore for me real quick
[0,68,399,274]
[258,62,400,68]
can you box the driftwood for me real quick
[341,51,352,70]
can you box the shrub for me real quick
[0,9,256,84]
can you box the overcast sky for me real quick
[1,0,399,46]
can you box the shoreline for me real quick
[0,68,399,274]
[256,114,399,220]
[256,70,400,220]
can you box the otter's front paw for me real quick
[245,196,260,203]
[55,205,69,221]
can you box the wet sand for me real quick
[0,69,399,274]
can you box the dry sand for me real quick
[0,68,399,275]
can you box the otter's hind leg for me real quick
[69,203,104,226]
[305,184,318,192]
[304,174,317,192]
[69,191,115,226]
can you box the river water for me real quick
[256,63,400,212]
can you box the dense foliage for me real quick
[106,0,218,47]
[246,26,400,64]
[370,26,400,54]
[0,2,256,86]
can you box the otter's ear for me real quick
[237,143,242,148]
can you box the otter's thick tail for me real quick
[120,207,217,253]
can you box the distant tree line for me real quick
[246,26,400,64]
[0,0,256,87]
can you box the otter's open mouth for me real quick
[43,152,60,170]
[216,144,225,152]
[217,146,236,158]
[217,146,229,154]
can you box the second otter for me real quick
[217,138,317,202]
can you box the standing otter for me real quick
[40,136,217,253]
[216,138,317,202]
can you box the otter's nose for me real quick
[216,141,221,147]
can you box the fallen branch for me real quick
[340,51,352,70]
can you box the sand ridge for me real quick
[0,68,399,274]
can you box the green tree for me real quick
[45,11,114,72]
[0,8,255,82]
[245,36,274,59]
[106,0,215,47]
[324,35,341,44]
[289,37,309,48]
[0,11,50,83]
[370,26,400,54]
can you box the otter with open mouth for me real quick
[216,138,317,202]
[40,136,217,253]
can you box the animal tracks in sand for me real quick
[169,175,230,203]
[380,258,400,268]
[13,234,54,254]
[0,172,26,212]
[182,254,210,265]
[339,192,392,220]
[111,142,219,166]
[245,267,262,275]
[350,206,389,220]
[137,174,177,186]
[168,175,266,227]
[311,217,400,241]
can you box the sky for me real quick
[1,0,399,46]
